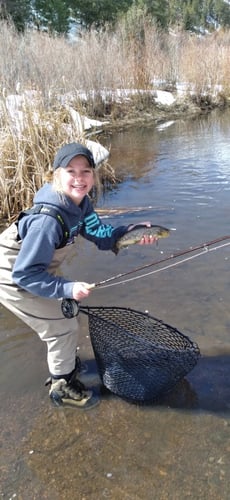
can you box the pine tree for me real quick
[214,0,230,26]
[1,0,230,34]
[32,0,70,33]
[69,0,133,29]
[134,0,169,27]
[0,0,31,31]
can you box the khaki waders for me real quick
[0,223,79,376]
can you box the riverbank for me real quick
[85,90,229,134]
[0,87,228,224]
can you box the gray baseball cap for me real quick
[53,142,95,169]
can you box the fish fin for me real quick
[111,246,119,255]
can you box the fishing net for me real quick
[80,306,200,404]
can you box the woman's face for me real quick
[58,155,94,204]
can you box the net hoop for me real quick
[80,306,200,403]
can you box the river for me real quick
[1,108,230,499]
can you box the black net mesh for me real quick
[80,306,200,403]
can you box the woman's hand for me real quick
[72,282,95,301]
[139,234,158,245]
[127,222,158,246]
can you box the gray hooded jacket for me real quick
[12,183,127,298]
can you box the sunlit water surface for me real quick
[1,109,230,499]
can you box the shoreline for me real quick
[0,96,228,225]
[89,94,229,135]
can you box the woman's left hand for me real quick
[127,221,158,245]
[139,234,158,245]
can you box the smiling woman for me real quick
[51,142,96,204]
[55,157,95,205]
[0,141,157,410]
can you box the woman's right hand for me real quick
[72,282,95,301]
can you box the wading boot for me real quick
[45,361,99,409]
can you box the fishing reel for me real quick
[61,298,80,318]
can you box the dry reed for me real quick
[0,19,230,221]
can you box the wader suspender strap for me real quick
[17,204,70,248]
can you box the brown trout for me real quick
[112,224,170,255]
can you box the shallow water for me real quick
[1,109,230,499]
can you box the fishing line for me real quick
[94,239,230,289]
[92,234,230,288]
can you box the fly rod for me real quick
[90,234,230,288]
[62,234,230,318]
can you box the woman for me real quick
[0,142,156,409]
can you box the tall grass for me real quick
[1,20,230,100]
[0,18,230,221]
[0,103,83,220]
